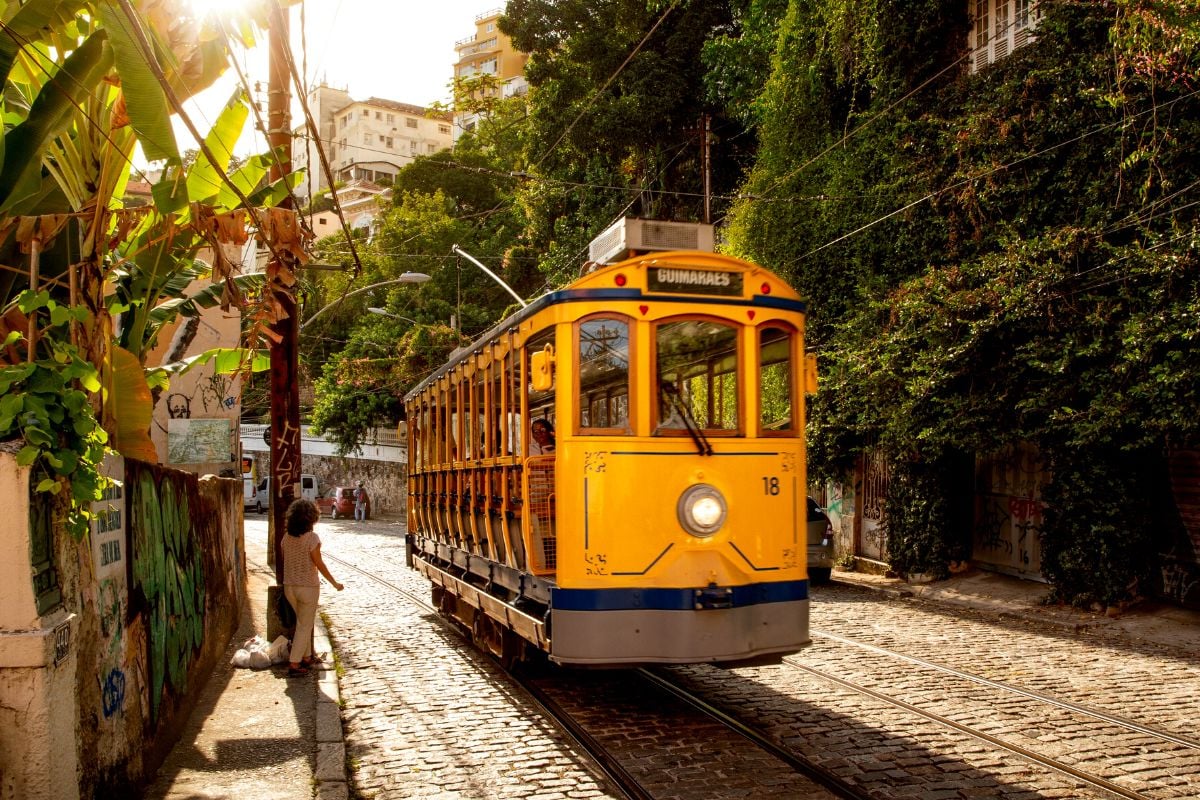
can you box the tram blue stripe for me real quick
[551,580,808,611]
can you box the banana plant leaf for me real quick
[0,0,84,89]
[186,88,250,205]
[158,347,269,376]
[94,1,179,163]
[108,344,158,462]
[0,30,113,214]
[147,272,267,326]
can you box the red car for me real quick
[318,486,370,520]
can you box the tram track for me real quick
[764,627,1200,800]
[325,541,1194,799]
[324,547,857,800]
[811,628,1200,751]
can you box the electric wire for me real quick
[274,6,366,278]
[789,87,1200,266]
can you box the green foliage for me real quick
[309,323,467,455]
[725,0,1200,603]
[0,299,110,541]
[1039,450,1158,607]
[502,0,744,276]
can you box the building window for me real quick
[387,114,394,124]
[410,141,418,154]
[427,144,436,153]
[386,137,394,149]
[364,133,372,144]
[438,124,451,135]
[406,117,419,128]
[969,0,1040,72]
[375,111,382,120]
[486,22,495,32]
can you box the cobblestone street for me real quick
[281,517,1200,800]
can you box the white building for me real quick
[293,83,453,199]
[452,8,528,140]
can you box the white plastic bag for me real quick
[267,635,291,664]
[230,649,251,668]
[248,649,272,669]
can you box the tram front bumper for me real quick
[548,598,811,665]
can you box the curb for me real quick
[312,617,348,800]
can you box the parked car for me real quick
[319,486,370,520]
[807,497,834,584]
[251,474,320,513]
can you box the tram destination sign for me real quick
[647,267,743,297]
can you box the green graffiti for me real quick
[130,469,206,723]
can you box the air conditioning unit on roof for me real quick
[588,218,715,265]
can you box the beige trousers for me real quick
[284,584,320,664]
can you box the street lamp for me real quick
[367,308,421,325]
[301,272,433,331]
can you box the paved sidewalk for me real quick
[830,566,1200,653]
[142,523,348,800]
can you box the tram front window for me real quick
[578,317,631,432]
[656,320,739,433]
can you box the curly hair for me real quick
[285,498,320,537]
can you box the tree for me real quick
[502,0,743,281]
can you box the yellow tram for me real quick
[404,251,818,665]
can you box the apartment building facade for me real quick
[452,7,529,138]
[293,83,453,199]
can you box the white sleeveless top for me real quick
[282,530,320,587]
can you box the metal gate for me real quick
[1161,448,1200,608]
[858,447,889,562]
[972,442,1045,579]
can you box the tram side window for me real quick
[577,317,631,433]
[656,319,739,432]
[525,327,556,449]
[759,326,795,435]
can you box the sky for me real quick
[148,0,492,167]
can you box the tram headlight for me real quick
[677,484,727,537]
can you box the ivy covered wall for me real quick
[711,0,1200,605]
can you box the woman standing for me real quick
[281,498,344,677]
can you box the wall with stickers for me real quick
[147,247,247,480]
[0,450,245,799]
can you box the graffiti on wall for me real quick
[973,443,1045,577]
[90,454,130,718]
[129,466,207,722]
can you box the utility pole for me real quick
[702,113,712,225]
[266,0,300,580]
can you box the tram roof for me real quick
[403,250,804,403]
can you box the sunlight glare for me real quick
[186,0,248,22]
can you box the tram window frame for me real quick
[524,326,557,453]
[574,314,633,436]
[653,316,742,436]
[758,323,799,437]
